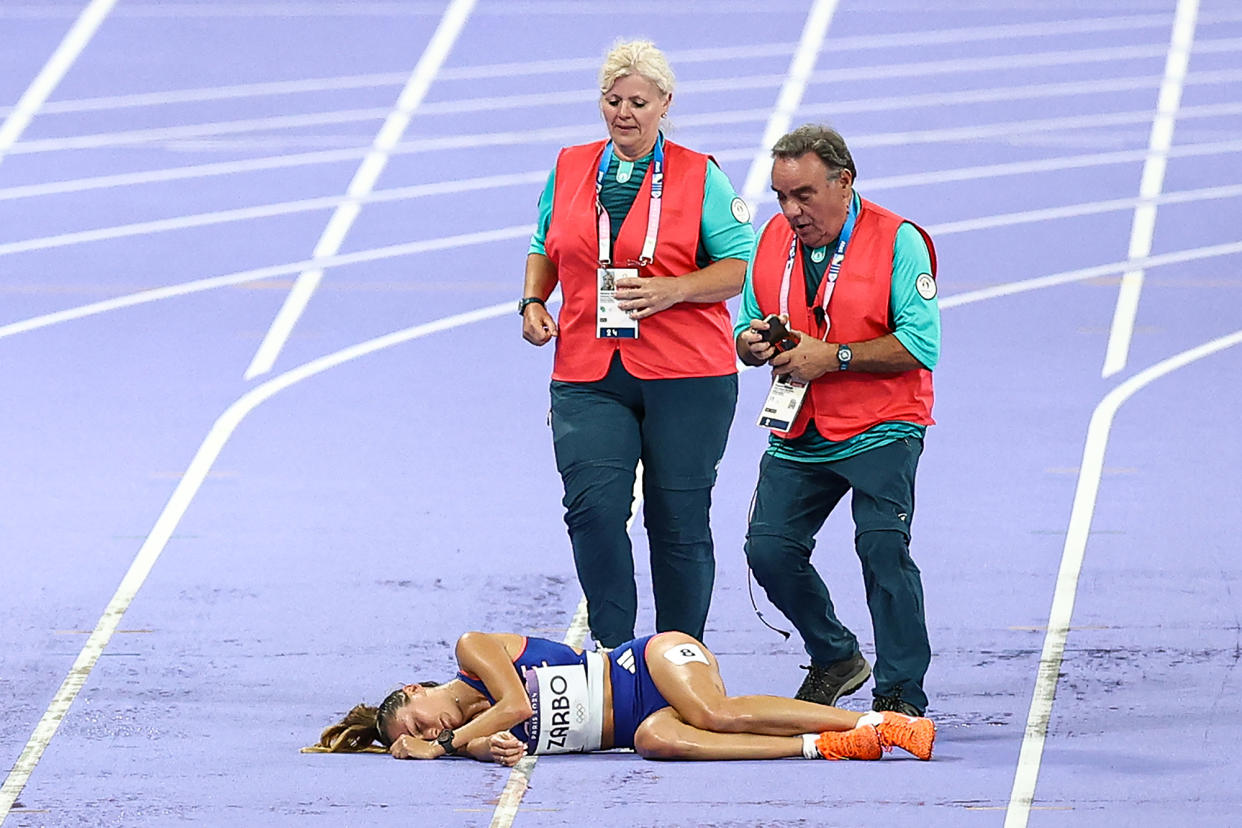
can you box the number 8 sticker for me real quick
[663,643,710,666]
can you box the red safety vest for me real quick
[750,198,936,441]
[543,139,738,381]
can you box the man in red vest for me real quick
[735,125,941,717]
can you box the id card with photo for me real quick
[757,374,809,430]
[597,267,638,339]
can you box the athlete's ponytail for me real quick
[311,682,440,753]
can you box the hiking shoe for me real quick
[872,692,923,717]
[795,653,871,706]
[815,726,883,761]
[876,711,936,761]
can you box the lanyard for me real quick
[595,132,664,266]
[777,196,857,338]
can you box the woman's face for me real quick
[600,73,670,161]
[383,685,461,744]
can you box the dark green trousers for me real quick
[551,353,736,647]
[745,437,931,711]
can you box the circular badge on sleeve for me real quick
[730,197,751,223]
[916,273,937,300]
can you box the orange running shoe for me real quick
[876,711,935,761]
[815,725,882,761]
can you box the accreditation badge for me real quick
[757,373,809,430]
[596,267,638,338]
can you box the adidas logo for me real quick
[616,648,636,673]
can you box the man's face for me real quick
[770,152,854,249]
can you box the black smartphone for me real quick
[759,314,799,354]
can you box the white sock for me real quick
[801,733,821,759]
[857,712,884,728]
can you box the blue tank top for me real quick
[456,635,670,749]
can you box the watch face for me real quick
[839,346,852,360]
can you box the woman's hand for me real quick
[488,731,528,766]
[522,303,559,346]
[389,734,437,760]
[615,275,685,319]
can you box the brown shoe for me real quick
[795,653,871,705]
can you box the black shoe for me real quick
[794,652,872,706]
[872,691,924,717]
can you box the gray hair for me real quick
[598,39,675,98]
[772,124,857,180]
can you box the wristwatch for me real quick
[436,729,460,756]
[836,344,853,371]
[517,297,546,315]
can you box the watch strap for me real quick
[437,729,460,756]
[518,297,546,315]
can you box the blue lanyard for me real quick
[595,132,665,266]
[778,194,858,338]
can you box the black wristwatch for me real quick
[436,729,460,756]
[836,344,853,371]
[517,297,546,315]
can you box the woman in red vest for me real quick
[518,40,754,650]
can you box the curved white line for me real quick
[1003,326,1242,828]
[0,300,512,822]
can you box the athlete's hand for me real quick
[615,275,684,319]
[389,734,435,760]
[488,731,527,766]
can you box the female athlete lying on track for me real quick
[313,631,934,763]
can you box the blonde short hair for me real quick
[598,39,675,98]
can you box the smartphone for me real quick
[759,314,800,354]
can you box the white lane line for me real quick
[937,238,1242,310]
[0,299,513,824]
[923,181,1242,237]
[15,141,1242,260]
[0,0,116,166]
[1003,325,1242,828]
[741,0,840,203]
[1102,0,1199,378]
[0,224,534,341]
[7,101,1242,205]
[16,61,1241,159]
[4,227,1241,346]
[0,171,546,257]
[7,107,390,154]
[489,469,645,828]
[10,35,1241,122]
[243,0,477,380]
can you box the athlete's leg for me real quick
[642,632,862,736]
[633,708,803,760]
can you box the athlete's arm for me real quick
[451,632,535,747]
